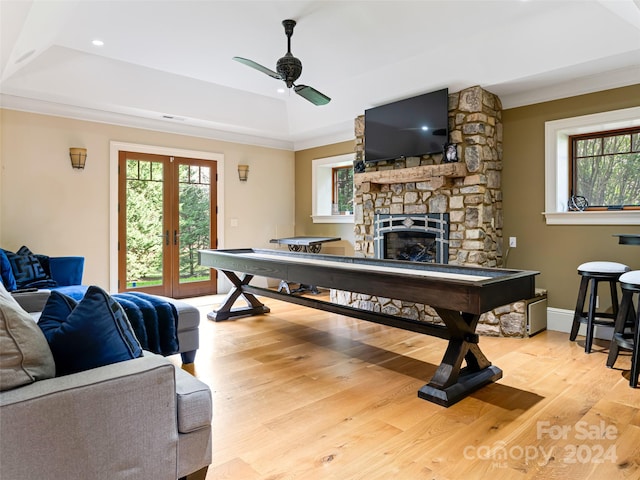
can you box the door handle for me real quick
[174,230,179,245]
[157,230,169,245]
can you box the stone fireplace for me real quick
[331,86,536,337]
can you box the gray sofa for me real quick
[0,352,212,479]
[0,282,212,479]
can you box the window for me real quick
[570,127,640,209]
[312,153,354,223]
[332,166,354,215]
[544,106,640,225]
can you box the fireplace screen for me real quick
[385,231,436,262]
[374,214,449,264]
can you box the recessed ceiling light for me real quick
[92,39,104,46]
[277,88,285,94]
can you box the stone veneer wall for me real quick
[331,86,530,337]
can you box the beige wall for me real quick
[503,84,640,311]
[294,140,356,256]
[0,109,295,290]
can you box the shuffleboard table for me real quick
[199,248,539,407]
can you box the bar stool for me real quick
[569,261,630,353]
[606,270,640,387]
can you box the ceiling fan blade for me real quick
[233,57,281,80]
[294,85,331,106]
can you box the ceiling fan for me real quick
[233,19,331,106]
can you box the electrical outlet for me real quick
[509,237,517,248]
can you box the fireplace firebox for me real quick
[374,214,449,264]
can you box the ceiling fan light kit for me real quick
[233,19,331,106]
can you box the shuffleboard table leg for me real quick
[207,271,270,321]
[418,309,502,407]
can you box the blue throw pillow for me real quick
[38,286,143,376]
[0,250,17,291]
[39,289,78,321]
[15,246,54,280]
[4,247,57,289]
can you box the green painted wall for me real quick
[502,84,640,310]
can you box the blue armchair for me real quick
[45,257,90,299]
[0,248,84,293]
[5,255,86,312]
[49,256,85,287]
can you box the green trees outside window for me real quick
[572,127,640,208]
[125,160,211,288]
[126,160,164,286]
[333,165,354,214]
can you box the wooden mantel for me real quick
[354,162,468,186]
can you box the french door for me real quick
[118,151,217,298]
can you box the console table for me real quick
[269,236,341,253]
[269,236,341,293]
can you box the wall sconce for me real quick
[69,147,87,170]
[237,164,249,181]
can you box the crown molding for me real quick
[497,65,640,109]
[0,94,297,151]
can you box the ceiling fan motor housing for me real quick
[277,54,302,87]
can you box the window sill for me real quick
[542,210,640,225]
[312,214,354,224]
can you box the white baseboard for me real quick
[547,307,613,340]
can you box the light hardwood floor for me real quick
[173,294,640,480]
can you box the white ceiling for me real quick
[1,0,639,151]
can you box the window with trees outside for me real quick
[332,166,354,215]
[544,106,640,225]
[570,127,640,210]
[312,153,355,223]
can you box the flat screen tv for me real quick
[364,88,449,164]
